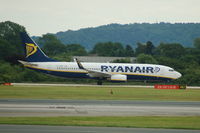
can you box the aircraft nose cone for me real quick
[176,71,182,79]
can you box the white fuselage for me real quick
[25,61,182,81]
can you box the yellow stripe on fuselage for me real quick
[111,79,127,81]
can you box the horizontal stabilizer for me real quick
[18,60,38,67]
[18,60,31,65]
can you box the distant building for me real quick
[72,56,136,63]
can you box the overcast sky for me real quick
[1,0,200,36]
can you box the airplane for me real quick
[19,32,182,85]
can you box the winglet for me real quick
[75,58,85,69]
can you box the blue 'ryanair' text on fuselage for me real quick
[101,65,160,73]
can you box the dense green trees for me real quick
[135,41,155,56]
[155,43,185,58]
[91,42,134,57]
[137,54,158,64]
[0,21,26,63]
[125,45,135,57]
[0,39,14,60]
[91,42,125,56]
[65,44,87,56]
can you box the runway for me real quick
[1,99,200,133]
[0,99,200,116]
[0,125,199,133]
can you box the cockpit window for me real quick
[169,69,174,72]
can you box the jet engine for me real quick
[109,74,127,82]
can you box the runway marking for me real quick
[0,99,200,116]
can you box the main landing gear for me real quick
[97,79,103,85]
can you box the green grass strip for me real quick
[0,86,200,101]
[0,116,200,130]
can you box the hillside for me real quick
[54,23,200,50]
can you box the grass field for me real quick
[1,85,200,130]
[0,85,200,101]
[0,116,200,130]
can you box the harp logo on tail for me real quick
[26,43,37,57]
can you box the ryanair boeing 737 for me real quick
[19,32,182,85]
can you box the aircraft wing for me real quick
[75,58,111,78]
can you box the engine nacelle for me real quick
[109,74,127,82]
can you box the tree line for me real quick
[54,23,200,50]
[1,21,200,85]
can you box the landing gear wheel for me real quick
[97,80,103,85]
